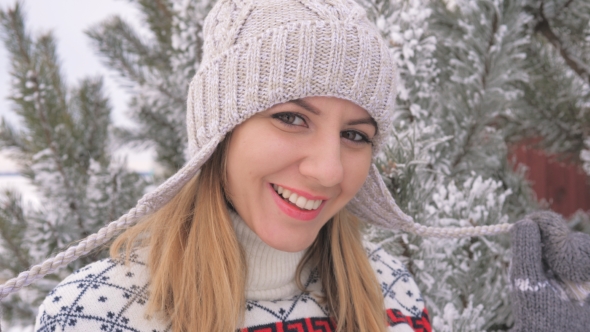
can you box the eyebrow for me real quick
[290,99,378,133]
[291,99,320,115]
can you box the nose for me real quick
[299,135,344,188]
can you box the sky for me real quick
[0,0,154,173]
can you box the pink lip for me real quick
[268,183,326,221]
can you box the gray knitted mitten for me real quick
[510,211,590,331]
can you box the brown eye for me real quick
[341,130,371,145]
[280,114,296,124]
[273,112,306,126]
[342,131,361,141]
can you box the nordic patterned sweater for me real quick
[35,212,431,332]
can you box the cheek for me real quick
[226,131,262,196]
[341,150,373,197]
[225,125,299,194]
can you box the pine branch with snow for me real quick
[87,0,217,176]
[0,3,147,326]
[363,0,540,329]
[508,0,590,163]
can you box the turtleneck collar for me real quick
[229,210,309,301]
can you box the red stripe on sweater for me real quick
[241,308,430,331]
[386,308,431,332]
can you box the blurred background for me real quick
[0,0,153,208]
[0,0,589,331]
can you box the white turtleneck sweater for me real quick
[34,213,430,331]
[231,211,311,302]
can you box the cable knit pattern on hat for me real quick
[186,0,396,156]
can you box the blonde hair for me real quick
[301,210,387,331]
[111,134,387,332]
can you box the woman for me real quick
[27,0,509,331]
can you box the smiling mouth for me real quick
[272,184,323,211]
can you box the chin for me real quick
[270,241,313,253]
[268,242,312,253]
[258,227,319,253]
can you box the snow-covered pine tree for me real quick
[515,0,590,233]
[0,4,147,326]
[360,0,588,330]
[515,0,590,169]
[360,0,535,330]
[86,0,216,177]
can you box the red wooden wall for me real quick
[510,143,590,218]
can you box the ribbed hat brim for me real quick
[186,20,396,157]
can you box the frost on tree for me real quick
[87,0,217,176]
[0,4,146,326]
[360,0,589,330]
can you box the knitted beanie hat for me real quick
[0,0,512,299]
[142,0,415,232]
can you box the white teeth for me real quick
[273,184,323,210]
[289,193,299,204]
[282,189,291,198]
[296,196,307,208]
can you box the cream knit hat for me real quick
[0,0,512,299]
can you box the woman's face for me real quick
[225,96,376,252]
